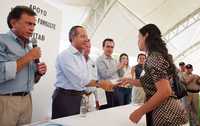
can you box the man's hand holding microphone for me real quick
[16,38,47,82]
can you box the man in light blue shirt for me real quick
[0,6,47,126]
[52,26,116,119]
[52,26,96,119]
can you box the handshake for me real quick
[86,78,132,91]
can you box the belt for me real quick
[0,92,29,96]
[187,89,200,93]
[56,88,87,96]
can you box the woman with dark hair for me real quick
[121,24,188,125]
[116,53,132,105]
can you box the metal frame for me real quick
[83,0,148,37]
[82,0,117,37]
[83,1,200,61]
[164,8,200,41]
[163,8,200,60]
[117,1,146,25]
[175,40,200,61]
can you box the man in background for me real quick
[179,62,186,72]
[96,38,125,108]
[83,40,100,110]
[131,53,146,103]
[179,64,200,126]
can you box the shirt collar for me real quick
[69,45,82,55]
[102,54,113,60]
[8,30,17,40]
[8,30,30,45]
[85,56,91,62]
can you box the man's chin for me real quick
[25,35,32,39]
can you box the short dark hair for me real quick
[69,25,84,43]
[137,53,146,60]
[7,6,36,29]
[179,62,185,66]
[102,38,114,47]
[186,64,193,69]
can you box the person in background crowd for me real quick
[96,38,125,108]
[179,64,200,126]
[131,53,146,104]
[83,40,100,110]
[117,53,132,105]
[179,62,186,72]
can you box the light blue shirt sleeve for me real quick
[0,42,17,83]
[5,61,17,81]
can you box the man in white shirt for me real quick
[83,40,100,109]
[52,26,114,119]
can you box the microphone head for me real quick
[31,37,37,46]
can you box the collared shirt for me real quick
[87,57,98,80]
[55,45,90,91]
[0,31,36,94]
[179,72,200,91]
[86,57,98,101]
[96,54,119,80]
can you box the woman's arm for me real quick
[138,79,171,113]
[129,79,172,123]
[120,78,142,87]
[131,66,136,79]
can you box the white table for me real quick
[51,104,146,126]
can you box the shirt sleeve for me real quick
[148,54,169,84]
[0,42,17,83]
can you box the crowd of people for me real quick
[0,5,200,126]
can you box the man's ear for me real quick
[10,19,17,29]
[144,33,149,39]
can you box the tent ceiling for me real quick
[118,0,200,33]
[48,0,95,6]
[88,0,200,58]
[47,0,200,69]
[91,2,142,57]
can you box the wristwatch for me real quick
[96,80,100,88]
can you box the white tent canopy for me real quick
[47,0,200,72]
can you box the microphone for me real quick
[31,38,40,64]
[31,38,43,78]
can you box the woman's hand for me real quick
[118,78,131,87]
[129,108,145,124]
[118,78,141,87]
[99,80,115,91]
[86,80,116,91]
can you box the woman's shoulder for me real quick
[147,52,169,69]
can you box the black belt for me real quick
[187,89,200,93]
[56,88,87,96]
[0,92,29,96]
